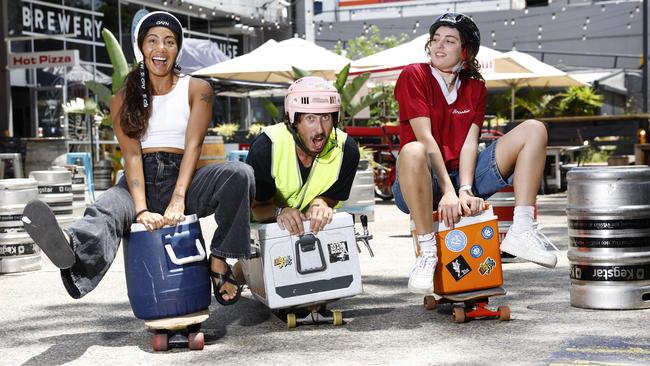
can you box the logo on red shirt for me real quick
[452,108,471,115]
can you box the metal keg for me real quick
[567,165,650,309]
[340,160,375,222]
[94,160,113,190]
[0,231,41,273]
[52,165,87,218]
[28,170,74,228]
[0,178,41,273]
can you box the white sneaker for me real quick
[408,253,437,294]
[500,226,559,268]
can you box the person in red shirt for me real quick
[393,12,558,293]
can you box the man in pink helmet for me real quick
[246,76,360,234]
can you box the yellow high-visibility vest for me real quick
[263,123,347,211]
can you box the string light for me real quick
[551,13,556,20]
[537,34,542,40]
[630,11,634,19]
[585,17,590,24]
[582,34,586,41]
[524,8,528,15]
[627,23,632,29]
[510,18,515,25]
[538,43,542,49]
[582,24,587,31]
[538,25,542,32]
[329,22,333,29]
[503,19,508,26]
[561,6,566,12]
[492,40,496,47]
[491,30,495,38]
[601,4,606,12]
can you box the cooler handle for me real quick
[164,235,206,265]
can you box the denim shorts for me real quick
[392,140,513,214]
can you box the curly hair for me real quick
[425,28,484,82]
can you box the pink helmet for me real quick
[284,76,341,125]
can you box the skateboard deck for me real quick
[144,309,209,351]
[438,286,506,302]
[424,287,510,323]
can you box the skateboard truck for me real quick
[353,214,374,257]
[282,304,344,328]
[423,287,510,323]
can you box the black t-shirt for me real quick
[246,132,360,204]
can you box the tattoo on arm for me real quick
[131,179,140,188]
[200,93,212,104]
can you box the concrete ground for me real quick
[1,193,649,366]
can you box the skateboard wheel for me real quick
[287,313,297,329]
[423,296,436,310]
[188,332,205,350]
[498,306,511,321]
[332,310,343,326]
[452,307,466,323]
[153,333,169,352]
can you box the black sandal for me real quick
[210,256,243,306]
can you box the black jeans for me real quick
[61,152,255,298]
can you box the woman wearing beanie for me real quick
[22,11,253,305]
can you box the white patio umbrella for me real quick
[349,34,529,82]
[193,37,353,82]
[484,50,587,121]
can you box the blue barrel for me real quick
[124,215,211,320]
[227,150,249,162]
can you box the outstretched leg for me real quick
[23,178,136,298]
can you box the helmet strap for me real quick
[286,122,319,158]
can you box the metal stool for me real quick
[66,152,95,202]
[0,153,23,179]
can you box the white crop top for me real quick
[140,75,191,150]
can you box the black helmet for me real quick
[429,12,480,60]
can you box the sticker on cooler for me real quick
[273,255,292,269]
[446,255,472,281]
[479,257,497,276]
[445,230,468,252]
[328,241,350,263]
[470,244,483,258]
[481,226,495,240]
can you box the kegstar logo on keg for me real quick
[445,230,467,252]
[446,255,472,281]
[570,264,649,281]
[470,244,483,258]
[38,185,72,194]
[328,241,349,263]
[481,226,494,240]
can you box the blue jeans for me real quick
[61,153,255,298]
[392,141,513,214]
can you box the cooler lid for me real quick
[253,212,354,240]
[438,206,497,232]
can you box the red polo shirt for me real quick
[394,63,487,171]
